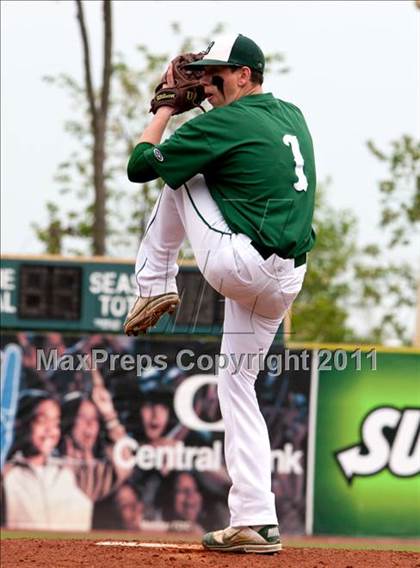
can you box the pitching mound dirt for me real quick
[2,539,420,567]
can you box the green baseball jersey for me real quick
[144,93,316,258]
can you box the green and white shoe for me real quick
[202,525,282,554]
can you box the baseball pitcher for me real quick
[124,33,316,553]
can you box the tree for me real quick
[361,135,420,343]
[292,135,419,345]
[290,186,417,345]
[291,182,359,343]
[352,246,416,343]
[367,135,420,247]
[77,0,112,255]
[32,0,113,255]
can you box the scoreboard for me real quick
[0,255,225,335]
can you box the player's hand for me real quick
[163,62,175,88]
[156,63,176,116]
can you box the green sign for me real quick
[313,350,420,537]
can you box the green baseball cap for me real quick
[184,33,265,73]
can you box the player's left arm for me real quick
[127,103,175,182]
[139,105,174,145]
[127,59,218,188]
[127,142,159,183]
[127,62,177,182]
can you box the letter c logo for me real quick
[174,374,224,432]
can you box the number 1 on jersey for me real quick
[283,134,308,192]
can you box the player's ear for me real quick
[237,66,252,86]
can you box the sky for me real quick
[1,0,419,260]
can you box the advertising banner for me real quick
[0,333,311,534]
[312,349,420,537]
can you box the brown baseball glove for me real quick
[150,52,206,115]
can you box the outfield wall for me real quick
[0,334,309,535]
[1,333,419,537]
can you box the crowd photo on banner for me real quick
[0,333,311,534]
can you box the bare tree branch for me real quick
[101,0,112,118]
[75,0,111,255]
[75,0,97,131]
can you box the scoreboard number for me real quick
[19,264,82,320]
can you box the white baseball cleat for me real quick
[202,525,282,554]
[123,293,180,336]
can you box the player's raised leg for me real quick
[124,187,185,335]
[125,174,236,335]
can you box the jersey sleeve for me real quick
[127,142,159,183]
[143,115,217,189]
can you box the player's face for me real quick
[72,399,100,451]
[174,473,203,522]
[31,400,61,456]
[140,402,170,441]
[201,66,243,107]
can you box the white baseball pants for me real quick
[135,175,306,527]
